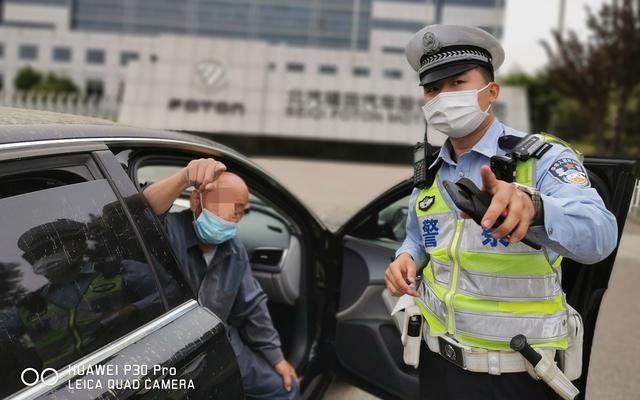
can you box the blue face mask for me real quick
[193,193,237,245]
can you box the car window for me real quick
[349,193,411,248]
[0,163,165,397]
[139,164,293,253]
[137,162,285,219]
[377,196,411,243]
[137,164,269,206]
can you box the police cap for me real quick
[17,219,87,264]
[405,24,504,86]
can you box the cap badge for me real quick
[422,32,441,56]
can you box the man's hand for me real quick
[183,158,226,192]
[385,253,418,297]
[143,157,227,216]
[274,359,299,392]
[465,165,534,244]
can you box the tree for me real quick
[13,66,79,95]
[501,71,558,135]
[542,0,640,156]
[0,262,26,309]
[33,73,79,94]
[14,66,42,91]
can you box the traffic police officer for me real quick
[385,25,617,399]
[5,219,159,369]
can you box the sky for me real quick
[501,0,609,74]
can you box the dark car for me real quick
[0,108,636,400]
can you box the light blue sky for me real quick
[501,0,609,74]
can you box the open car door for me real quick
[332,157,637,399]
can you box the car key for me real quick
[442,178,541,250]
[390,256,424,294]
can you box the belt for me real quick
[423,329,555,375]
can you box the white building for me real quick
[0,0,528,147]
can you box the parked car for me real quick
[0,108,636,400]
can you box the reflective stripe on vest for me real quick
[414,146,569,351]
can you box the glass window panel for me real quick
[383,69,403,79]
[52,47,72,62]
[286,62,305,73]
[318,64,337,75]
[0,166,165,397]
[18,45,38,61]
[120,51,140,66]
[353,66,370,77]
[86,49,105,64]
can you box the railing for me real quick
[0,91,120,121]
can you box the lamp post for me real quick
[558,0,566,35]
[434,0,444,24]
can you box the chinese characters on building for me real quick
[286,90,424,125]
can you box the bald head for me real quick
[215,172,249,194]
[190,172,249,222]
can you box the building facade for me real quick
[0,0,524,146]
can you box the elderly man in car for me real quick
[143,158,300,400]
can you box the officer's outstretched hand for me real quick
[183,158,227,192]
[385,253,418,297]
[466,165,535,244]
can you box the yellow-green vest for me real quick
[18,273,126,368]
[415,134,578,351]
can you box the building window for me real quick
[52,47,72,62]
[286,62,305,73]
[383,69,403,80]
[86,79,104,97]
[353,67,370,77]
[372,19,425,33]
[0,43,4,59]
[18,44,38,61]
[380,0,496,4]
[0,74,3,92]
[478,26,503,39]
[86,49,105,65]
[448,0,497,5]
[120,51,139,67]
[318,65,337,75]
[382,46,405,55]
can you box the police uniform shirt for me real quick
[396,118,618,266]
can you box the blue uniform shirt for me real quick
[396,119,618,266]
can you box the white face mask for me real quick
[422,82,493,138]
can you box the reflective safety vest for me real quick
[415,135,577,351]
[18,273,127,368]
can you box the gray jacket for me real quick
[163,210,284,366]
